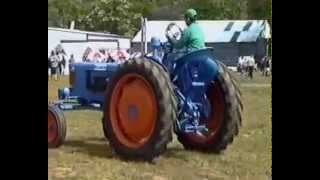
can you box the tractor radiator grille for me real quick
[69,71,75,88]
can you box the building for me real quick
[131,20,271,66]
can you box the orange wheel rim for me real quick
[187,82,225,144]
[48,110,58,143]
[109,73,157,149]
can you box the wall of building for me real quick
[131,39,268,66]
[48,28,131,60]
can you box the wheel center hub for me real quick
[128,104,139,121]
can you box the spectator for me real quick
[241,56,248,76]
[61,55,66,75]
[253,55,258,71]
[247,55,255,79]
[107,52,115,63]
[69,54,75,64]
[48,56,51,81]
[264,57,271,76]
[83,47,92,62]
[260,56,267,75]
[50,51,59,81]
[56,52,60,77]
[237,56,244,74]
[57,52,64,77]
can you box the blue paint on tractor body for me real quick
[152,47,220,133]
[57,63,120,109]
[56,37,221,135]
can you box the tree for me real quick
[160,0,249,20]
[80,0,142,37]
[48,0,94,28]
[247,0,271,20]
[48,0,83,28]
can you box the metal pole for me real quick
[140,17,144,56]
[144,18,148,55]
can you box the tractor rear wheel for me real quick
[103,59,175,161]
[48,104,66,148]
[176,60,243,153]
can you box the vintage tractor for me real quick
[48,23,243,162]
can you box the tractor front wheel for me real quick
[103,59,175,161]
[48,104,66,148]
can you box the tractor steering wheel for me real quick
[165,23,183,43]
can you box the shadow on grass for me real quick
[63,139,114,159]
[163,146,221,161]
[162,147,190,161]
[83,136,106,142]
[63,138,219,162]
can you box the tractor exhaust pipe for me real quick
[141,17,148,56]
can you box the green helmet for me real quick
[184,9,197,21]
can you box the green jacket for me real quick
[173,22,205,51]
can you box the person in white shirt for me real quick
[50,51,59,81]
[56,52,62,78]
[264,57,271,76]
[241,56,248,75]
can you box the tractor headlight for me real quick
[63,87,70,98]
[58,87,70,100]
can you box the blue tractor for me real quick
[48,23,243,162]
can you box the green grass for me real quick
[48,73,271,180]
[233,71,272,84]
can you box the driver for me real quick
[168,9,205,51]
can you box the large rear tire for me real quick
[48,104,66,148]
[176,60,243,153]
[103,59,175,161]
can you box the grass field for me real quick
[48,72,272,180]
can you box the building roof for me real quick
[48,27,126,39]
[132,20,271,43]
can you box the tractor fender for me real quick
[173,49,220,85]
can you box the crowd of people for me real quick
[237,55,271,79]
[48,45,132,81]
[82,48,130,63]
[48,50,70,81]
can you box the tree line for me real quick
[48,0,271,38]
